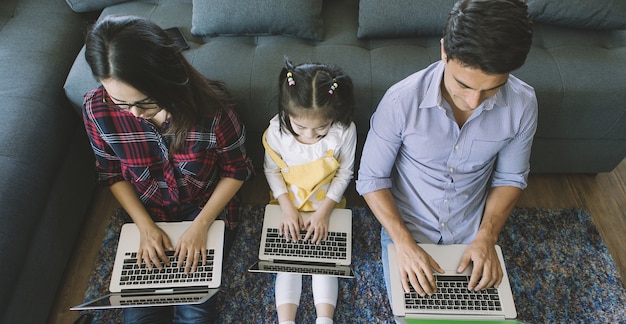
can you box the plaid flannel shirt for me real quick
[82,87,254,229]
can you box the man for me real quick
[356,0,537,299]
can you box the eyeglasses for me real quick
[103,93,161,111]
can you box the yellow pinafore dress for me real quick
[263,131,346,211]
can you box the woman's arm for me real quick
[176,177,244,273]
[110,180,173,269]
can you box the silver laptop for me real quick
[71,220,224,310]
[248,204,354,278]
[388,243,517,322]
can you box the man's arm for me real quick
[458,185,522,291]
[364,189,444,296]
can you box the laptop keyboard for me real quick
[262,263,348,276]
[404,275,502,312]
[263,228,348,260]
[119,250,215,286]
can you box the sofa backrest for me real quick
[64,0,626,172]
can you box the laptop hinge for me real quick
[399,314,506,321]
[270,259,336,267]
[121,286,209,294]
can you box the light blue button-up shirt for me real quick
[356,61,538,244]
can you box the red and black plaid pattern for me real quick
[82,87,254,229]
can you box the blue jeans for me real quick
[380,227,394,304]
[123,204,236,324]
[123,301,217,324]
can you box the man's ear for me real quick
[440,38,447,61]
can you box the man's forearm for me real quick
[476,186,522,244]
[363,189,414,246]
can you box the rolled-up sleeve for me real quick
[356,94,403,196]
[215,107,255,181]
[491,87,538,189]
[82,89,125,186]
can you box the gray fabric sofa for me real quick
[1,0,625,323]
[64,0,626,174]
[0,0,98,323]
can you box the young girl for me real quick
[82,16,254,323]
[263,57,357,324]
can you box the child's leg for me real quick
[312,275,338,322]
[275,272,302,323]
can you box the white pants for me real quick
[275,273,338,307]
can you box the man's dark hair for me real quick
[443,0,533,74]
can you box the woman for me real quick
[82,15,254,323]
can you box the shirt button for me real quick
[454,145,460,150]
[440,222,446,228]
[443,199,448,203]
[449,167,455,173]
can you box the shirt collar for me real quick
[419,61,445,110]
[419,61,508,112]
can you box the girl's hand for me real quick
[175,222,210,274]
[279,204,304,242]
[137,224,174,270]
[304,209,331,244]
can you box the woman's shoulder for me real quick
[82,86,118,120]
[83,87,104,109]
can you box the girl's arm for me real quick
[325,122,357,203]
[306,123,358,244]
[264,136,304,242]
[275,192,305,243]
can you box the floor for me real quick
[48,158,626,324]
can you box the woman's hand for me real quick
[137,224,174,270]
[175,222,210,274]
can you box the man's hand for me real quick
[457,239,503,291]
[396,243,444,296]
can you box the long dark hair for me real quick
[85,15,232,152]
[278,57,354,136]
[443,0,533,74]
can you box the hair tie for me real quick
[329,81,338,94]
[287,72,295,86]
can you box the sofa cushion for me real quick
[65,0,128,12]
[357,0,456,39]
[191,0,323,40]
[527,0,626,30]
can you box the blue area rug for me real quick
[79,206,626,323]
